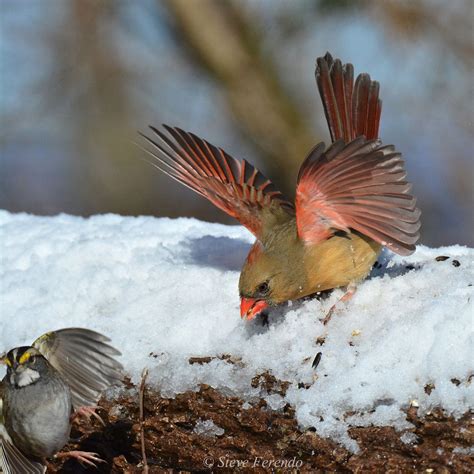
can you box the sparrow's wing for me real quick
[295,137,421,256]
[0,396,45,474]
[32,328,123,409]
[0,437,45,474]
[316,52,381,142]
[138,125,294,240]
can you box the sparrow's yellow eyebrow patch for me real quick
[19,351,33,365]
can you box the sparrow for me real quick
[139,52,421,321]
[0,328,123,473]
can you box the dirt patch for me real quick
[47,377,473,473]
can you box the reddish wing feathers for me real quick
[139,125,293,239]
[295,138,421,256]
[306,53,420,255]
[316,52,382,142]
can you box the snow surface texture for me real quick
[193,419,225,437]
[1,211,472,450]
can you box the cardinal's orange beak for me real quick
[240,297,269,320]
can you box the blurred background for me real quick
[0,0,472,246]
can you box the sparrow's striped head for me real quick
[4,346,46,388]
[5,346,41,368]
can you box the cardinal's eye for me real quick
[257,282,269,295]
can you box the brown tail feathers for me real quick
[316,52,382,142]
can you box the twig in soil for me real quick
[139,368,149,474]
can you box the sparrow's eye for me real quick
[257,281,269,295]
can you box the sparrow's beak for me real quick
[240,297,269,320]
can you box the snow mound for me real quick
[1,211,472,450]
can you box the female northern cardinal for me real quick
[139,53,420,322]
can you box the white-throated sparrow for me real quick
[0,328,123,473]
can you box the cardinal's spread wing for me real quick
[33,328,123,409]
[0,394,45,474]
[316,52,382,142]
[139,125,294,240]
[295,138,421,256]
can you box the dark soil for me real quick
[48,375,473,473]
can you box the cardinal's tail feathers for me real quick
[316,52,382,142]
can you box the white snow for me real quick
[452,446,474,455]
[400,432,419,445]
[1,211,473,450]
[193,419,225,437]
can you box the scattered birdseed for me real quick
[351,329,362,337]
[316,336,326,346]
[452,260,461,267]
[410,400,419,408]
[312,352,322,370]
[435,255,449,261]
[424,383,435,395]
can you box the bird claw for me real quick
[55,450,105,468]
[72,405,106,426]
[321,305,336,325]
[320,284,357,325]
